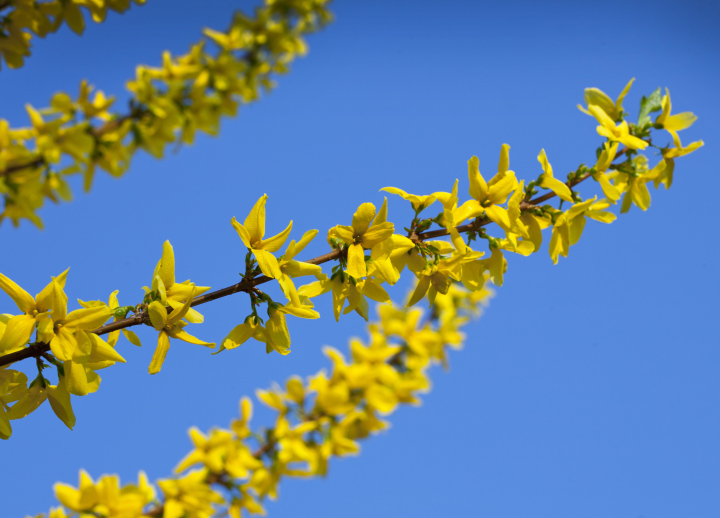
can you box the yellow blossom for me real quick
[55,470,156,516]
[232,194,293,279]
[592,141,622,203]
[380,186,437,213]
[577,78,635,121]
[537,149,574,202]
[587,105,648,150]
[327,200,395,279]
[458,145,519,235]
[299,273,390,321]
[147,286,214,374]
[549,197,616,264]
[655,88,700,150]
[158,469,224,518]
[34,280,113,362]
[142,240,210,324]
[276,229,322,306]
[0,268,69,354]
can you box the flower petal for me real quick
[0,273,35,313]
[158,241,176,288]
[346,243,367,279]
[0,314,36,354]
[149,332,171,374]
[253,249,282,279]
[261,220,293,253]
[243,194,267,241]
[231,217,253,248]
[351,203,376,235]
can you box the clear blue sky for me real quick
[2,0,719,516]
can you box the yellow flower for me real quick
[592,142,622,203]
[407,252,478,307]
[147,286,214,374]
[299,273,390,321]
[577,78,635,121]
[478,245,507,286]
[175,427,261,478]
[0,268,69,354]
[380,186,437,213]
[34,281,113,362]
[327,201,395,279]
[458,145,519,235]
[433,179,471,253]
[142,240,210,324]
[217,299,318,356]
[537,149,574,202]
[232,194,293,279]
[549,197,616,264]
[655,88,700,150]
[0,364,27,439]
[78,290,142,348]
[276,229,323,306]
[609,155,668,213]
[55,470,155,516]
[63,331,126,396]
[587,105,648,150]
[158,469,223,518]
[388,240,448,281]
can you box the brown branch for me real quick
[1,157,45,177]
[0,342,49,367]
[416,217,489,241]
[0,143,641,368]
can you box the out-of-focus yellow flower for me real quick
[587,105,648,150]
[549,197,615,264]
[655,88,698,149]
[158,469,223,518]
[592,142,622,203]
[577,78,635,121]
[55,470,156,516]
[380,186,437,213]
[537,149,574,202]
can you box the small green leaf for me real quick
[638,87,662,126]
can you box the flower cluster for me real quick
[0,0,333,228]
[34,283,491,517]
[0,0,146,70]
[0,81,703,442]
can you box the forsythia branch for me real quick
[0,0,333,228]
[0,145,621,369]
[0,0,146,71]
[0,80,704,450]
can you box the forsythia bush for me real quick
[0,0,704,517]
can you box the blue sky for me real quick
[2,0,719,516]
